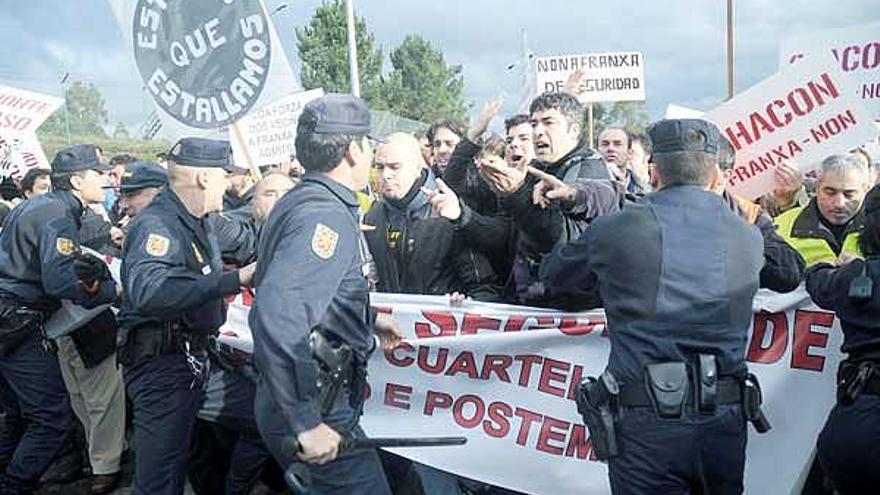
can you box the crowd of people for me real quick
[0,76,878,495]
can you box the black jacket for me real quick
[364,169,499,299]
[444,138,501,217]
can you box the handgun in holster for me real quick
[575,371,620,460]
[310,330,354,416]
[837,361,875,407]
[742,373,771,434]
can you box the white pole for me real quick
[345,0,361,97]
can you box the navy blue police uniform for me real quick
[0,144,116,493]
[541,120,765,495]
[117,138,244,495]
[251,94,391,495]
[805,185,880,494]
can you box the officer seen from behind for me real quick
[541,119,768,494]
[251,93,402,494]
[117,138,255,495]
[0,144,118,494]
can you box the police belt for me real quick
[837,360,880,403]
[125,321,210,362]
[617,377,742,408]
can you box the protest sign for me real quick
[109,0,299,137]
[704,55,876,200]
[780,22,880,122]
[0,84,63,136]
[0,133,51,180]
[219,288,840,495]
[229,89,324,169]
[534,51,645,103]
[664,103,704,119]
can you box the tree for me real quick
[39,81,108,138]
[594,101,650,137]
[296,0,384,105]
[112,122,130,140]
[380,35,467,122]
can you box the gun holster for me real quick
[742,373,771,433]
[310,330,355,416]
[837,361,876,407]
[575,371,620,460]
[645,362,688,419]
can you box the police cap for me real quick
[113,161,168,192]
[51,144,111,174]
[649,119,724,155]
[167,138,235,171]
[301,93,384,142]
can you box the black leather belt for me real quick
[618,377,742,407]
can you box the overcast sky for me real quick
[1,0,877,135]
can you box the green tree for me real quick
[380,34,467,122]
[296,0,384,105]
[594,101,650,137]
[40,81,108,138]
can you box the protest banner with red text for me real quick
[0,84,62,179]
[704,55,876,200]
[219,289,841,495]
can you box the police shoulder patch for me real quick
[145,233,170,257]
[55,237,75,256]
[311,223,339,260]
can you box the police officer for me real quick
[0,144,118,493]
[251,93,401,494]
[117,138,255,495]
[541,119,765,494]
[805,184,880,494]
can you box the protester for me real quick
[19,168,51,199]
[250,93,402,495]
[427,119,466,177]
[541,119,767,493]
[805,184,880,495]
[117,137,255,494]
[0,144,118,494]
[223,165,255,212]
[774,153,871,266]
[504,114,536,170]
[629,132,652,194]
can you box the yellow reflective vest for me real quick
[773,201,862,267]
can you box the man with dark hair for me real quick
[251,93,401,494]
[629,132,652,193]
[427,118,467,176]
[0,144,118,493]
[118,138,255,494]
[541,119,766,494]
[19,168,51,199]
[504,114,535,170]
[598,127,651,195]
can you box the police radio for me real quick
[848,262,873,304]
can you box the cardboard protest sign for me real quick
[780,22,880,122]
[219,289,840,495]
[0,133,51,180]
[229,88,323,169]
[535,51,645,103]
[704,55,876,200]
[0,84,63,136]
[109,0,299,137]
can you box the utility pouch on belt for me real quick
[837,361,875,407]
[575,371,620,460]
[310,330,354,416]
[645,362,688,419]
[743,373,771,433]
[697,354,718,413]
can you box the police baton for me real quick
[281,434,467,494]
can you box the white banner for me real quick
[0,133,50,180]
[0,84,63,137]
[704,55,877,201]
[229,88,324,169]
[219,288,842,495]
[534,52,645,103]
[109,0,299,139]
[779,22,880,123]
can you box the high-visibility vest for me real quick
[773,204,862,267]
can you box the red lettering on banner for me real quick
[513,407,542,446]
[559,317,600,336]
[792,310,834,371]
[418,346,449,374]
[384,383,412,410]
[514,355,543,387]
[536,416,569,455]
[567,365,584,400]
[445,351,479,379]
[480,354,513,383]
[483,401,513,438]
[565,424,597,460]
[385,342,415,367]
[414,311,457,338]
[504,316,527,332]
[746,312,789,364]
[424,390,453,416]
[453,394,485,429]
[537,358,570,398]
[460,313,501,335]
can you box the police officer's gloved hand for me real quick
[74,253,111,288]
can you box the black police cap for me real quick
[113,161,168,192]
[648,119,724,155]
[302,93,384,142]
[167,138,235,171]
[51,144,111,174]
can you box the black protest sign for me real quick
[134,0,272,129]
